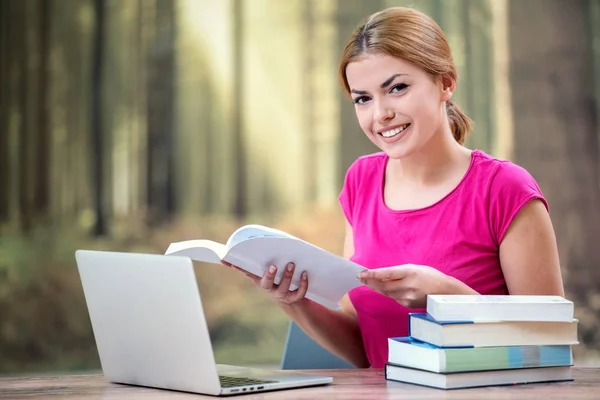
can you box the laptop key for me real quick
[219,375,278,388]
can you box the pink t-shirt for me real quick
[338,149,547,368]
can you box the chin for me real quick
[374,139,418,160]
[382,147,416,160]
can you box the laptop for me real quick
[75,250,333,396]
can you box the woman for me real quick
[228,7,565,369]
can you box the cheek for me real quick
[410,94,441,130]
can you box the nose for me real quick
[373,100,395,124]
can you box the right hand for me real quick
[222,261,309,305]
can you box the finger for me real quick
[360,277,395,296]
[363,279,386,294]
[260,265,277,291]
[274,262,295,298]
[358,266,410,281]
[221,261,233,267]
[289,271,309,302]
[379,279,405,293]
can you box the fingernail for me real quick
[302,271,307,280]
[287,262,294,271]
[269,265,276,273]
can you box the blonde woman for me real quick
[228,7,565,369]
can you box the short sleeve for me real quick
[338,159,361,227]
[489,161,548,245]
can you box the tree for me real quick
[146,0,176,226]
[91,0,106,236]
[34,0,51,223]
[0,0,10,225]
[508,0,600,347]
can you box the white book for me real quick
[408,313,579,348]
[164,224,366,309]
[426,295,574,322]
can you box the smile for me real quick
[379,123,410,138]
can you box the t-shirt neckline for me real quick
[379,149,480,214]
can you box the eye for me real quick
[353,96,371,105]
[390,83,409,93]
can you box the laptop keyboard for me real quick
[219,375,277,388]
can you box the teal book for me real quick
[387,336,573,373]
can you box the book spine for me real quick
[444,345,572,372]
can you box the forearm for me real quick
[277,299,370,368]
[441,275,480,295]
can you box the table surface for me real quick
[1,367,598,399]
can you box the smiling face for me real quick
[345,52,454,159]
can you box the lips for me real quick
[378,123,411,138]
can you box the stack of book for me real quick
[385,295,578,390]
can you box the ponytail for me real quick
[446,99,472,145]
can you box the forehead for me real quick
[345,53,423,89]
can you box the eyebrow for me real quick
[350,73,408,95]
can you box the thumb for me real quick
[358,265,411,281]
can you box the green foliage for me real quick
[0,208,346,375]
[0,227,102,374]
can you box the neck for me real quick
[387,127,470,186]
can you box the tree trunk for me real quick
[91,0,106,236]
[146,0,176,226]
[0,0,10,224]
[232,0,246,218]
[509,0,600,351]
[34,0,51,224]
[17,0,32,234]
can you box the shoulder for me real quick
[345,152,387,176]
[470,150,548,243]
[339,152,386,225]
[471,150,545,200]
[342,152,386,190]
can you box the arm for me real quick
[276,220,370,368]
[499,199,565,296]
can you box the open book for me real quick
[164,224,367,309]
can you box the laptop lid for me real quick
[75,250,223,395]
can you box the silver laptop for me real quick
[75,250,333,396]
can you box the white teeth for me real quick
[381,124,410,138]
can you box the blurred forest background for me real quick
[1,0,600,375]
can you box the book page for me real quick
[223,236,366,309]
[165,240,227,264]
[429,295,571,304]
[225,224,298,249]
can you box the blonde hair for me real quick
[338,7,472,144]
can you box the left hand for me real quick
[357,264,452,309]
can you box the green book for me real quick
[387,336,573,373]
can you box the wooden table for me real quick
[1,367,598,399]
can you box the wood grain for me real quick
[0,367,598,399]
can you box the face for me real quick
[345,52,454,159]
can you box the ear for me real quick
[439,74,456,102]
